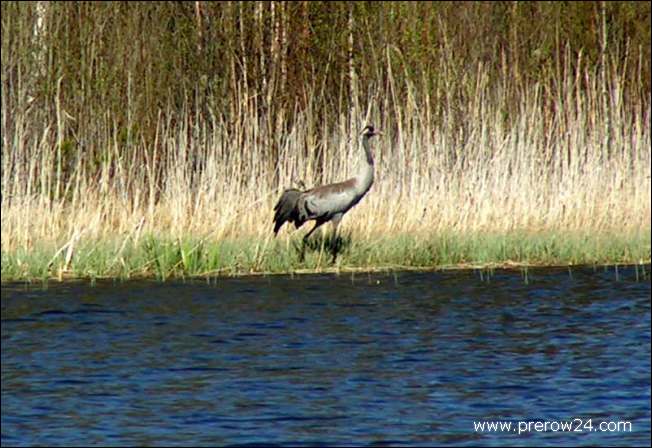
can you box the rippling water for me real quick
[2,266,650,446]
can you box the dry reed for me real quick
[1,56,650,279]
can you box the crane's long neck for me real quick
[355,135,375,196]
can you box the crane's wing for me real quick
[303,179,359,218]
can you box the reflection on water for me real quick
[2,266,650,446]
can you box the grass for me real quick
[2,230,649,282]
[1,32,650,282]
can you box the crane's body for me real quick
[273,125,380,258]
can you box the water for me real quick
[2,266,650,446]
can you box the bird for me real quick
[272,124,381,260]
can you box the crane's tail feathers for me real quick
[273,188,305,235]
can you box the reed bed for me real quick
[1,3,650,281]
[2,61,650,281]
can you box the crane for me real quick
[273,124,381,261]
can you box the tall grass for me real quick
[1,3,650,280]
[2,55,650,281]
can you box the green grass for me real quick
[2,230,650,282]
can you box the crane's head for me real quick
[361,124,381,138]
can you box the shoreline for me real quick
[2,261,650,285]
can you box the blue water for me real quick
[2,266,650,446]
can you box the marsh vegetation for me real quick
[1,2,650,281]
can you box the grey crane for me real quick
[272,124,381,260]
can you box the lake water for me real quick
[2,266,650,446]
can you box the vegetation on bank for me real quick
[2,231,650,282]
[1,2,650,281]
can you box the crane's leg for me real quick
[330,214,343,263]
[304,219,326,241]
[299,218,326,262]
